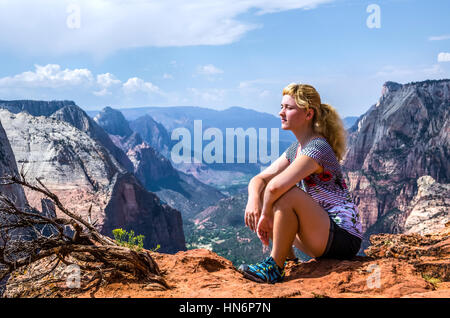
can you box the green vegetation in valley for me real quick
[184,220,309,266]
[183,220,270,266]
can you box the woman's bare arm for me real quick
[249,152,290,197]
[261,154,322,216]
[245,153,290,231]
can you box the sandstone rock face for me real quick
[129,114,173,158]
[0,107,185,253]
[94,106,133,138]
[127,142,178,188]
[404,176,450,235]
[343,80,450,239]
[50,105,134,173]
[102,172,185,253]
[0,120,27,209]
[0,118,28,255]
[0,119,29,297]
[0,100,134,174]
[0,99,75,117]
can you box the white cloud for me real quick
[437,52,450,62]
[163,73,174,80]
[0,64,164,102]
[188,87,226,103]
[0,0,333,57]
[93,72,122,95]
[92,89,110,96]
[429,34,450,41]
[197,64,224,76]
[97,72,121,87]
[122,77,161,94]
[0,64,94,88]
[373,64,446,80]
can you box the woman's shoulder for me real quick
[285,140,299,163]
[302,136,340,167]
[304,136,333,152]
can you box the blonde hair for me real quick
[282,83,347,161]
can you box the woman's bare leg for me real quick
[270,187,330,268]
[292,236,315,258]
[259,186,306,260]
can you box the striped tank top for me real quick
[285,137,363,239]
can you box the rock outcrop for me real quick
[404,176,449,235]
[94,106,134,138]
[0,105,185,253]
[93,107,226,219]
[102,172,185,253]
[78,221,450,298]
[0,120,27,210]
[0,100,134,174]
[0,119,28,297]
[129,114,173,158]
[343,80,450,242]
[5,221,448,298]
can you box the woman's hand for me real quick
[244,196,262,232]
[257,213,273,246]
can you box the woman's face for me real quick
[279,94,312,131]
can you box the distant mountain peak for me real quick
[0,99,76,117]
[343,78,450,244]
[381,81,402,97]
[94,106,133,138]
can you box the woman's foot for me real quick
[238,256,285,284]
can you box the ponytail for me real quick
[314,103,347,162]
[282,83,347,162]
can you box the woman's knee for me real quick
[272,187,299,211]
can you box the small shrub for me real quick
[112,228,145,252]
[422,274,442,289]
[151,244,161,252]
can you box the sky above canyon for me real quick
[0,0,449,117]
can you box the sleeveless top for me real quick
[284,137,363,239]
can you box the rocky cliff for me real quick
[94,106,134,138]
[404,176,449,235]
[0,120,27,210]
[0,119,28,296]
[93,107,226,219]
[0,100,134,174]
[102,172,185,254]
[129,114,174,158]
[0,105,186,253]
[343,80,450,243]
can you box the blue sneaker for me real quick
[238,256,285,284]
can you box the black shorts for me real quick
[317,216,362,260]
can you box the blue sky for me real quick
[0,0,449,118]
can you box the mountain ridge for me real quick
[0,103,186,253]
[342,79,450,249]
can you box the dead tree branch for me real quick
[0,173,168,297]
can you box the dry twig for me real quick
[0,172,168,297]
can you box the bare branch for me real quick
[0,174,168,297]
